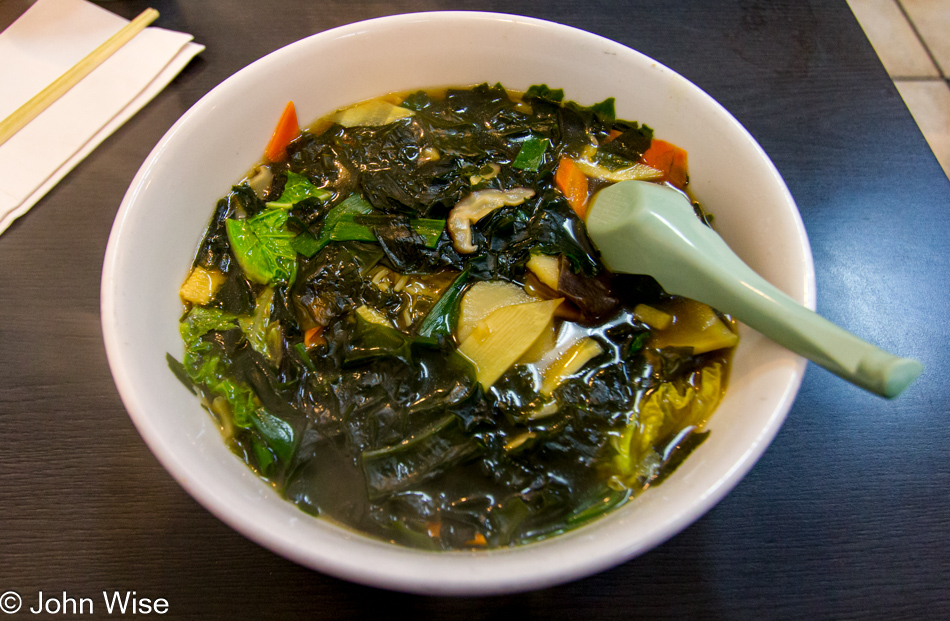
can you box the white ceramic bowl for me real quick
[102,12,813,595]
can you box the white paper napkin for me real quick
[0,0,204,235]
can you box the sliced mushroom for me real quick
[245,165,274,199]
[447,188,535,253]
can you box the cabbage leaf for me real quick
[607,362,724,488]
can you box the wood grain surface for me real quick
[1,1,948,618]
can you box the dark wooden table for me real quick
[2,1,948,618]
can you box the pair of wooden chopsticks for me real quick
[0,8,159,147]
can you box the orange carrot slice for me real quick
[640,139,688,189]
[555,157,589,218]
[265,101,300,162]
[304,326,325,349]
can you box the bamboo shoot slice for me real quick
[650,298,738,354]
[332,99,414,127]
[518,318,557,364]
[456,280,535,343]
[526,253,560,291]
[458,298,562,389]
[633,304,673,330]
[356,304,393,328]
[540,337,604,396]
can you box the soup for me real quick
[169,84,737,550]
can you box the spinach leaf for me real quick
[251,408,298,466]
[312,194,374,251]
[566,487,632,526]
[287,215,323,258]
[194,186,264,271]
[230,347,308,471]
[300,194,445,258]
[226,209,299,286]
[266,170,331,208]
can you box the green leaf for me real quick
[181,341,258,428]
[285,214,323,257]
[292,342,317,372]
[312,194,375,252]
[627,331,650,356]
[406,218,445,248]
[328,215,378,243]
[237,287,281,364]
[290,230,322,257]
[250,436,277,477]
[310,195,446,253]
[179,306,238,345]
[352,214,445,248]
[416,268,469,339]
[344,314,415,365]
[511,136,550,171]
[265,171,331,208]
[252,408,297,465]
[226,209,298,286]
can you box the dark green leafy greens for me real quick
[171,83,732,550]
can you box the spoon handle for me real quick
[648,214,922,399]
[586,180,922,398]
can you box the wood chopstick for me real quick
[0,7,159,147]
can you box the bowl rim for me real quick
[101,10,813,595]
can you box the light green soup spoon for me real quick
[586,180,922,398]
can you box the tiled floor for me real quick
[848,0,950,179]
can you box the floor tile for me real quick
[847,0,939,77]
[895,80,950,179]
[900,0,950,76]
